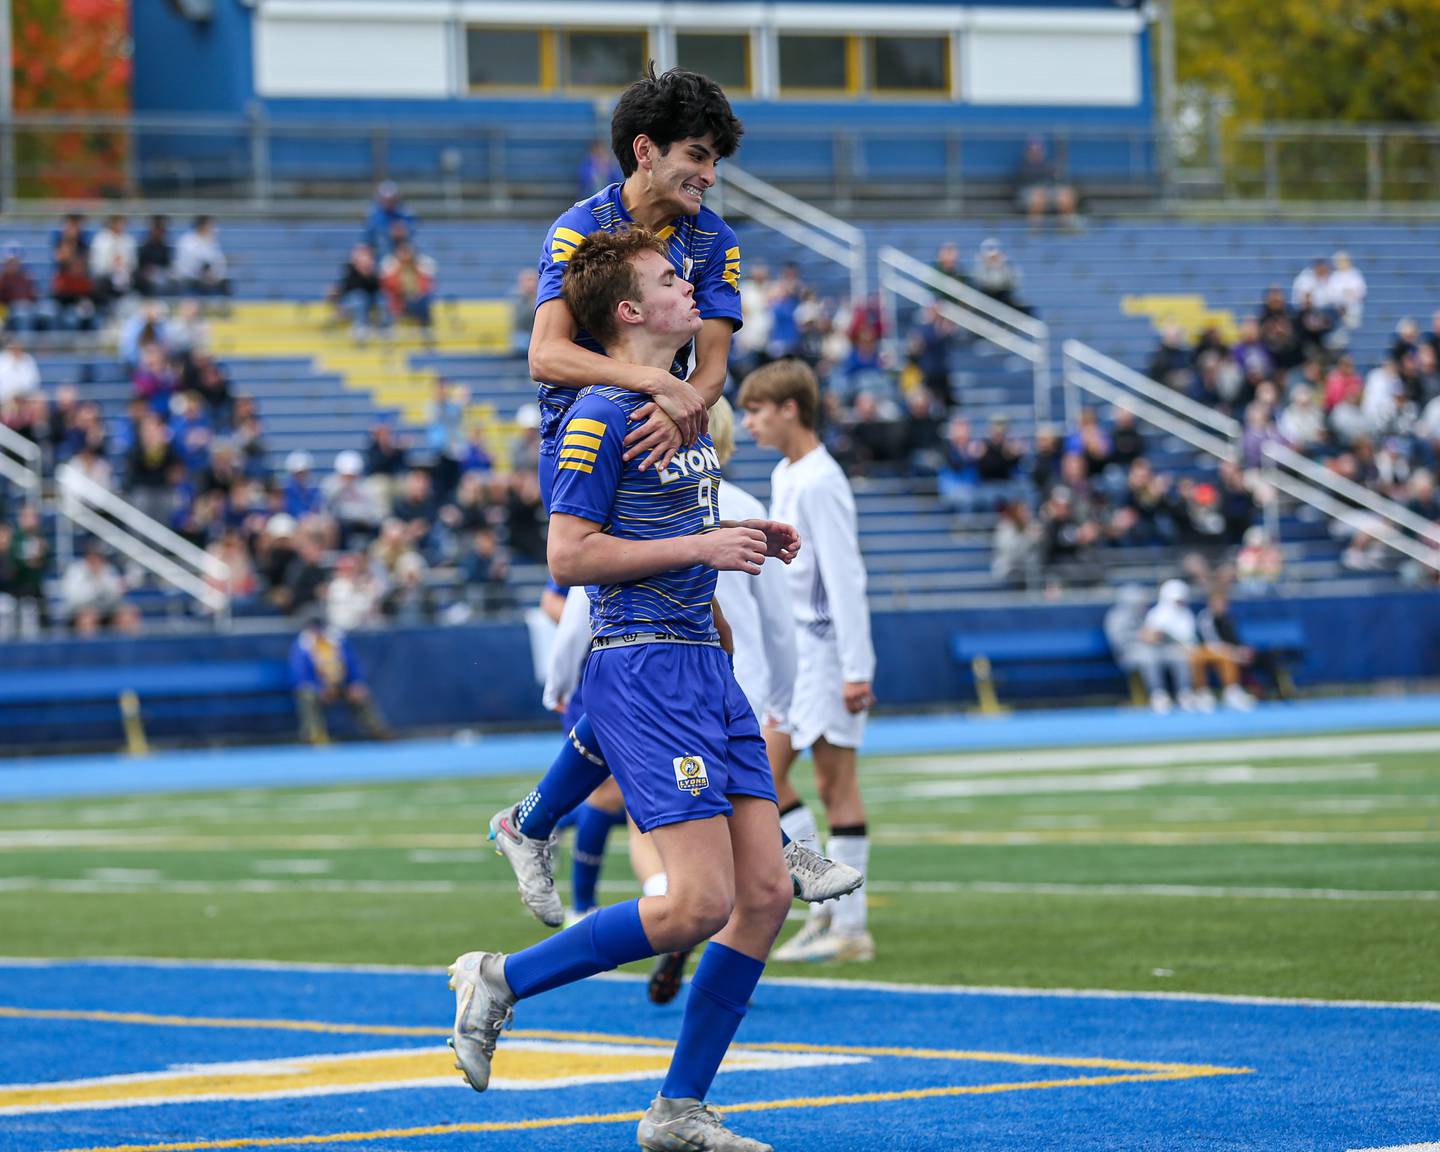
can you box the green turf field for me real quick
[2,728,1437,1003]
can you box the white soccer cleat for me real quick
[775,924,876,964]
[489,805,564,927]
[771,911,831,962]
[637,1095,773,1152]
[784,839,864,903]
[447,950,515,1093]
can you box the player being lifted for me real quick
[740,360,878,963]
[489,64,857,923]
[450,227,796,1152]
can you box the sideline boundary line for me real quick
[1,957,1436,1012]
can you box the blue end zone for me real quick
[0,960,1434,1152]
[2,695,1440,801]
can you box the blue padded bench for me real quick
[952,629,1129,712]
[952,618,1307,711]
[0,661,292,753]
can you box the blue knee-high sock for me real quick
[516,714,610,839]
[661,943,765,1102]
[572,803,627,913]
[503,898,653,1000]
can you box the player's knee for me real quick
[669,889,735,945]
[742,865,795,933]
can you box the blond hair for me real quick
[736,359,819,430]
[708,396,736,465]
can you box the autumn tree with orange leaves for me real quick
[11,0,132,198]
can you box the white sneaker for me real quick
[1178,690,1214,714]
[783,839,864,903]
[1150,689,1173,715]
[1223,684,1257,711]
[771,912,831,962]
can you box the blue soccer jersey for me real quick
[547,385,722,643]
[534,183,742,451]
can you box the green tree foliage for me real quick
[1175,0,1440,123]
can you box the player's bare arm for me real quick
[548,512,767,586]
[530,298,705,462]
[624,316,735,468]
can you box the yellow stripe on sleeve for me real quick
[558,447,598,464]
[554,227,587,246]
[562,432,603,451]
[567,418,608,438]
[725,246,740,260]
[557,459,594,474]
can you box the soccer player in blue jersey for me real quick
[488,65,857,927]
[451,228,796,1152]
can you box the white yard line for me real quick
[865,730,1440,777]
[1,876,1434,902]
[0,954,1436,1012]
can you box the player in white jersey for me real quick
[542,398,800,1000]
[739,359,877,963]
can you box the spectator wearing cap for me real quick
[1014,139,1077,231]
[1142,579,1211,713]
[290,612,389,745]
[324,450,383,549]
[174,216,231,299]
[258,513,299,596]
[364,181,418,257]
[970,239,1029,315]
[283,451,325,519]
[0,244,44,332]
[1104,584,1191,714]
[510,403,541,475]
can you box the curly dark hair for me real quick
[561,226,669,348]
[610,63,744,177]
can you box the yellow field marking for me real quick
[0,1006,442,1037]
[0,1008,1249,1077]
[58,1068,1249,1152]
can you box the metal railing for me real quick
[878,246,1052,421]
[0,422,41,507]
[1061,340,1440,576]
[716,164,868,304]
[56,464,233,622]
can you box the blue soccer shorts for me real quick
[581,641,777,833]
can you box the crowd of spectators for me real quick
[0,193,532,640]
[1143,250,1440,582]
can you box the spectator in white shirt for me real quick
[60,542,141,636]
[1291,256,1337,311]
[174,216,232,298]
[0,336,40,408]
[87,214,137,298]
[1328,250,1367,330]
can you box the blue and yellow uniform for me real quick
[548,385,775,832]
[535,183,742,505]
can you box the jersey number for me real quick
[698,478,717,527]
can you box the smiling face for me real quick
[637,133,720,219]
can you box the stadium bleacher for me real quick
[5,213,1436,634]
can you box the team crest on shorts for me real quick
[672,755,710,795]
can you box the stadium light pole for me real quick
[0,0,13,210]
